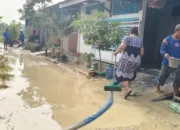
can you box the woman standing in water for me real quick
[113,26,144,99]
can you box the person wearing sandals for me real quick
[155,24,180,96]
[113,26,144,99]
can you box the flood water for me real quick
[0,49,61,130]
[1,48,180,130]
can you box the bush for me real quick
[83,53,95,68]
[0,36,3,43]
[24,42,39,52]
[0,55,13,88]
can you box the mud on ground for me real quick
[2,48,180,130]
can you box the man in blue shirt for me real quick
[19,31,25,46]
[3,29,9,50]
[155,24,180,96]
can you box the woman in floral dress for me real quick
[113,27,144,99]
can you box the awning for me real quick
[104,17,139,23]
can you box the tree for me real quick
[7,20,23,40]
[0,16,2,22]
[48,13,74,54]
[18,0,52,20]
[73,11,123,71]
[0,17,3,42]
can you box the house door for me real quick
[68,32,78,53]
[143,8,161,68]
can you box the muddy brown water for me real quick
[2,48,180,130]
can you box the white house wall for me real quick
[79,34,92,53]
[77,4,92,54]
[78,2,110,54]
[94,50,122,63]
[78,1,113,60]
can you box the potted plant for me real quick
[55,48,61,58]
[83,53,94,68]
[74,52,80,64]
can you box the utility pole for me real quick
[109,0,113,17]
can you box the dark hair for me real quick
[129,26,138,36]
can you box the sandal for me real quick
[125,89,132,99]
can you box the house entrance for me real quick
[143,0,180,69]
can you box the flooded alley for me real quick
[0,48,180,130]
[2,0,180,129]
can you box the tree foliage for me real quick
[0,16,2,22]
[73,11,123,70]
[7,21,23,40]
[45,12,75,55]
[49,13,74,37]
[18,0,75,55]
[73,11,122,49]
[0,17,3,42]
[18,0,52,20]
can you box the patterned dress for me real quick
[115,36,143,82]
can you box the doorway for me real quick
[143,0,180,69]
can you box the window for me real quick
[112,0,141,15]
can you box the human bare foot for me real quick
[155,84,164,94]
[125,89,132,99]
[156,89,164,94]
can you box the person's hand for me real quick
[113,51,118,55]
[164,53,169,59]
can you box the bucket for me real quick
[169,57,180,68]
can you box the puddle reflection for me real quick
[16,53,24,71]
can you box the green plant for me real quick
[83,53,94,68]
[18,0,52,20]
[73,11,123,71]
[0,56,13,88]
[0,36,3,43]
[7,20,22,40]
[24,42,39,52]
[45,13,74,55]
[0,16,2,22]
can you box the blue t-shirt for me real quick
[160,35,180,66]
[20,33,24,40]
[3,32,9,39]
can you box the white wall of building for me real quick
[94,50,122,63]
[77,4,92,54]
[78,34,92,53]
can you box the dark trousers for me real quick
[21,39,24,46]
